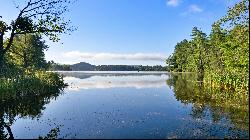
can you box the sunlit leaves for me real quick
[166,0,249,90]
[218,0,249,29]
[7,34,48,70]
[0,0,76,74]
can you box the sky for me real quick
[0,0,240,66]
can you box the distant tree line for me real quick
[95,65,166,71]
[47,61,72,71]
[47,62,167,71]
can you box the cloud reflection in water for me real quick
[63,74,169,90]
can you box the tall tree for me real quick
[208,23,226,74]
[173,39,191,72]
[0,0,75,73]
[7,34,48,70]
[166,54,177,72]
[190,27,208,75]
[166,0,249,88]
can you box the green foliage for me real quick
[0,71,66,97]
[47,61,168,71]
[218,0,249,29]
[0,1,74,138]
[48,61,72,71]
[6,34,48,70]
[0,71,66,139]
[95,65,167,71]
[166,0,249,90]
[0,0,75,73]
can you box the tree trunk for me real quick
[0,53,3,76]
[0,114,6,139]
[0,33,4,76]
[23,52,28,69]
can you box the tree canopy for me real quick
[0,0,75,73]
[166,0,249,90]
[7,34,48,70]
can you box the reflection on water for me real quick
[0,72,249,139]
[0,82,65,139]
[64,75,168,90]
[167,73,249,138]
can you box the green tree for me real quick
[166,0,249,89]
[7,34,48,70]
[190,27,209,75]
[209,0,249,88]
[173,39,191,72]
[208,23,226,74]
[166,54,177,72]
[0,0,75,74]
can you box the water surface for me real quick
[0,72,249,139]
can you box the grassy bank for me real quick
[0,70,67,98]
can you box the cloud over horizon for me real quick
[62,51,166,63]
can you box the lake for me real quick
[1,72,249,139]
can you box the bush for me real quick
[0,70,67,98]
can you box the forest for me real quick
[94,65,166,71]
[166,0,249,94]
[0,0,75,94]
[48,61,167,71]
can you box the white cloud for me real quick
[180,4,203,17]
[189,4,203,13]
[166,0,181,7]
[62,51,166,62]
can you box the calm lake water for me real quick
[1,72,249,139]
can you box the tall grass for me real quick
[0,70,66,98]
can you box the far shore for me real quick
[46,71,195,74]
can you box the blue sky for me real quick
[0,0,240,66]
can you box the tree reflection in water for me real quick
[0,73,248,139]
[166,73,249,136]
[0,82,66,139]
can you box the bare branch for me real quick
[16,29,62,35]
[26,12,50,18]
[2,0,75,54]
[23,1,60,13]
[5,0,34,53]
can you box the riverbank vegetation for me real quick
[0,0,75,138]
[0,73,65,139]
[166,0,249,93]
[0,0,75,96]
